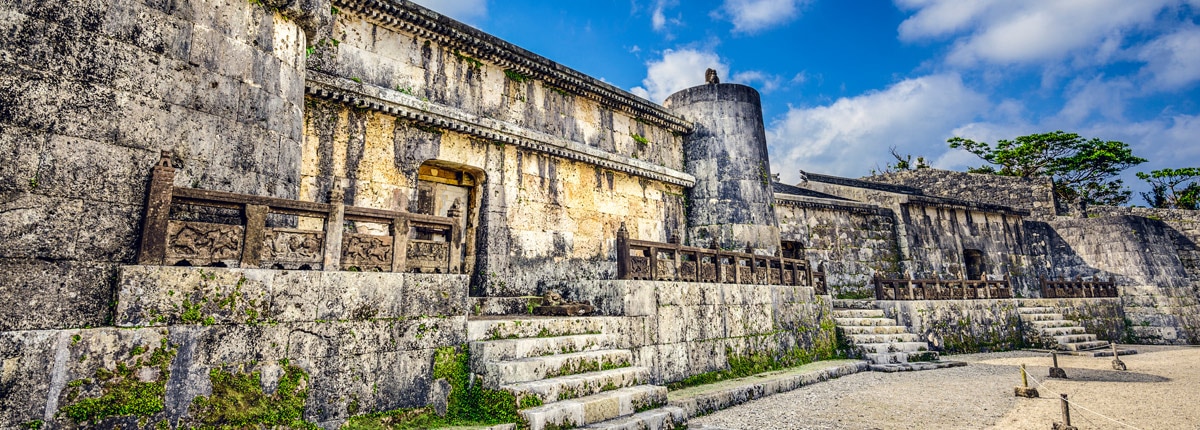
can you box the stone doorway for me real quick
[414,161,483,274]
[963,249,984,280]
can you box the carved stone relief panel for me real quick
[263,228,324,269]
[342,234,394,272]
[165,221,244,266]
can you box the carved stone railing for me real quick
[1039,276,1118,298]
[873,274,1013,300]
[615,223,827,294]
[137,152,462,273]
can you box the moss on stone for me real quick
[188,360,318,429]
[58,338,177,424]
[342,347,525,429]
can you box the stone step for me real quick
[1030,319,1079,329]
[869,361,966,372]
[831,299,877,310]
[1019,313,1065,322]
[469,296,543,317]
[581,406,687,430]
[838,325,909,335]
[832,309,885,318]
[1062,340,1110,351]
[864,350,940,365]
[847,333,921,344]
[1054,334,1098,344]
[470,334,612,365]
[1017,306,1058,314]
[520,385,667,430]
[855,341,932,354]
[467,316,619,342]
[503,366,650,405]
[1038,326,1086,336]
[834,317,898,327]
[482,349,634,388]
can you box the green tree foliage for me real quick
[1137,168,1200,209]
[947,131,1147,206]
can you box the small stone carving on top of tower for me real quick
[705,68,720,84]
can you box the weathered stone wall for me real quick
[901,204,1036,295]
[774,199,901,299]
[1035,214,1200,344]
[866,169,1058,220]
[302,101,688,296]
[877,298,1125,353]
[0,266,466,429]
[298,4,695,296]
[559,280,837,385]
[0,1,310,331]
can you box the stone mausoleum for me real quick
[2,1,1198,429]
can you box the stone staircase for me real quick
[832,305,965,372]
[1017,306,1111,351]
[467,316,686,430]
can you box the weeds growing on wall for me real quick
[342,347,527,429]
[188,359,317,429]
[58,338,177,425]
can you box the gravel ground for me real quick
[689,346,1200,429]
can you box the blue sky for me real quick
[411,0,1200,204]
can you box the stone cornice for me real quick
[305,72,697,187]
[331,0,694,135]
[773,193,892,216]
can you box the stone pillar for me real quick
[665,80,780,255]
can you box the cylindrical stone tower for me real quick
[665,80,780,255]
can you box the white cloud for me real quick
[630,49,729,103]
[410,0,489,22]
[895,0,1177,66]
[719,0,809,34]
[768,74,990,182]
[652,0,682,32]
[1137,25,1200,90]
[732,71,783,93]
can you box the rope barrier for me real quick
[1024,370,1143,430]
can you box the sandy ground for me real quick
[689,345,1200,429]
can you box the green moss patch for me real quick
[667,319,841,391]
[58,338,177,425]
[188,359,317,429]
[342,347,525,429]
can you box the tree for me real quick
[872,146,930,175]
[947,131,1147,206]
[1137,168,1200,209]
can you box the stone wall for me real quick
[1035,215,1200,344]
[0,266,466,429]
[559,280,837,385]
[877,298,1125,354]
[866,169,1058,220]
[901,203,1037,295]
[0,1,310,331]
[775,198,901,299]
[302,101,688,296]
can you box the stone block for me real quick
[0,259,116,331]
[0,330,58,427]
[317,271,406,321]
[0,124,43,194]
[403,274,468,317]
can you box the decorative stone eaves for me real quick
[305,72,698,187]
[773,193,892,216]
[331,0,693,135]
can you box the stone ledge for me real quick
[666,360,868,418]
[304,72,697,187]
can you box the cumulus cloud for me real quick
[732,71,784,93]
[630,49,729,103]
[410,0,489,22]
[718,0,810,34]
[767,74,990,182]
[895,0,1176,66]
[1137,25,1200,90]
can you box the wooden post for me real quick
[1111,342,1127,371]
[240,204,268,268]
[1060,394,1073,428]
[137,151,175,265]
[323,187,346,271]
[391,217,409,273]
[616,222,629,279]
[648,246,658,281]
